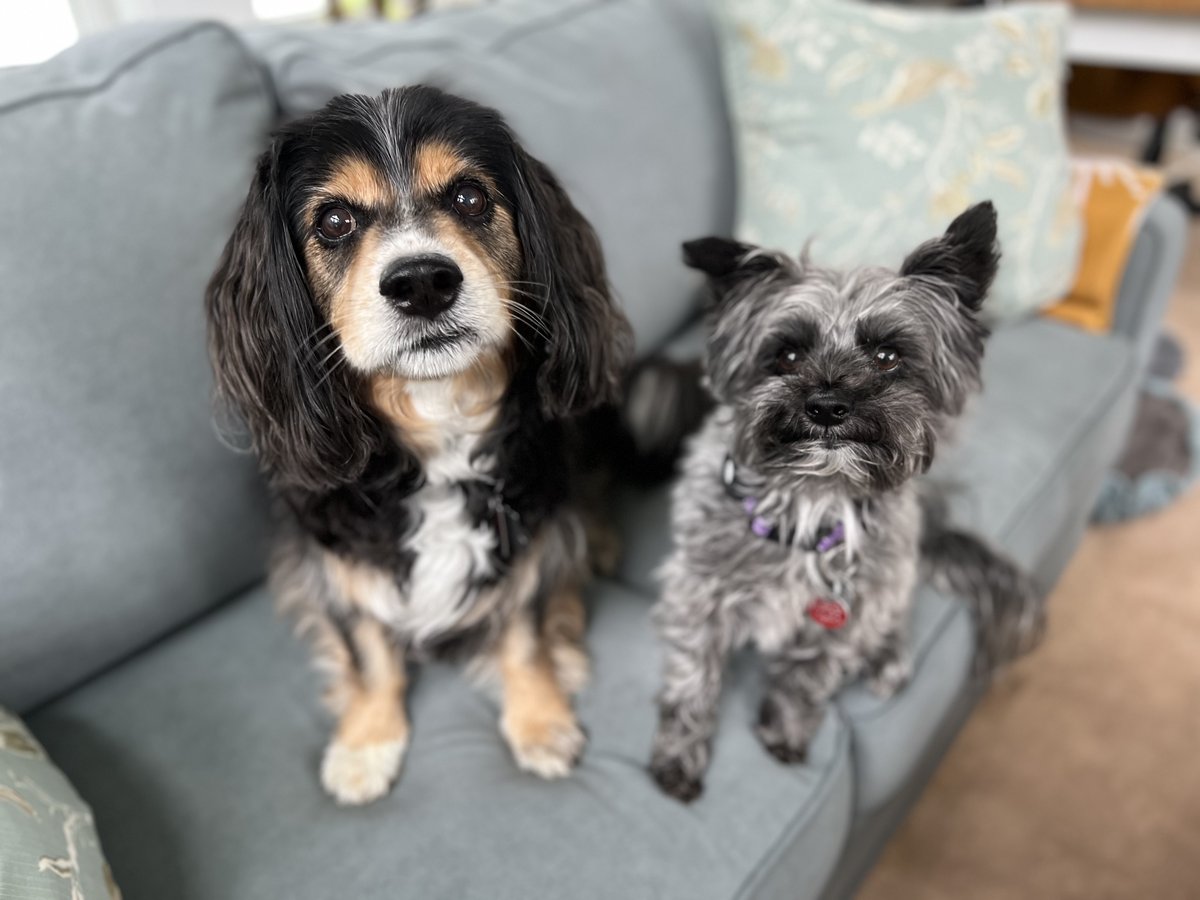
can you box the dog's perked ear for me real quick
[510,148,634,419]
[682,236,760,278]
[206,141,383,492]
[900,201,1000,311]
[682,236,787,307]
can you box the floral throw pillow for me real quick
[715,0,1081,321]
[0,709,121,899]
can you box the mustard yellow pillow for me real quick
[1044,160,1163,333]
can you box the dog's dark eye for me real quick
[873,346,901,372]
[451,183,488,218]
[317,207,356,242]
[775,348,803,375]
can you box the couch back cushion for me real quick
[247,0,735,352]
[0,23,275,712]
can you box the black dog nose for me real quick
[379,255,463,319]
[805,392,853,428]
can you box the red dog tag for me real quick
[806,597,849,630]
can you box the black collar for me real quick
[461,479,528,565]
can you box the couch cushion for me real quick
[30,580,853,900]
[0,23,275,712]
[245,0,735,352]
[928,317,1137,578]
[714,0,1081,322]
[611,316,1137,816]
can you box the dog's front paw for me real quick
[648,754,705,803]
[755,696,814,766]
[501,709,586,779]
[320,737,407,806]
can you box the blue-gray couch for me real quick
[0,1,1187,898]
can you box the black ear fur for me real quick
[512,148,633,418]
[900,201,1000,311]
[205,141,386,492]
[682,236,785,307]
[682,236,759,278]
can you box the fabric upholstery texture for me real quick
[714,0,1081,321]
[246,0,735,353]
[0,709,119,900]
[30,583,852,900]
[0,23,276,713]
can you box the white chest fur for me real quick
[389,378,500,644]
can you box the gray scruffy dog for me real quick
[648,202,1045,803]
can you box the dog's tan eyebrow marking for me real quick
[322,155,396,209]
[412,140,471,199]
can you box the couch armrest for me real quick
[1110,194,1190,368]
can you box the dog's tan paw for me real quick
[320,737,407,806]
[501,711,586,779]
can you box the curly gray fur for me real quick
[648,203,1046,802]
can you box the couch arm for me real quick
[1110,194,1190,368]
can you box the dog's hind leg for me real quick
[542,585,589,696]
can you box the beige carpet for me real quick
[860,221,1200,900]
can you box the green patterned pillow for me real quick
[0,710,121,899]
[715,0,1081,321]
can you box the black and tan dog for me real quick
[207,86,632,804]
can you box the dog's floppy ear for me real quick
[206,140,382,491]
[900,201,1000,311]
[512,148,633,418]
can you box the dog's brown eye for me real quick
[776,348,803,375]
[873,346,901,372]
[451,183,488,218]
[317,207,356,241]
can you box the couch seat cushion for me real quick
[611,315,1137,815]
[30,581,852,900]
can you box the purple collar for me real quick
[721,456,847,552]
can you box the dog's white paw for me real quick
[501,713,586,780]
[320,737,407,806]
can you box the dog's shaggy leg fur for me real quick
[921,527,1046,675]
[862,630,913,698]
[320,617,410,806]
[498,608,586,779]
[648,581,728,803]
[541,586,590,696]
[756,648,842,765]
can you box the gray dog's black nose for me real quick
[805,392,853,427]
[379,255,463,319]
